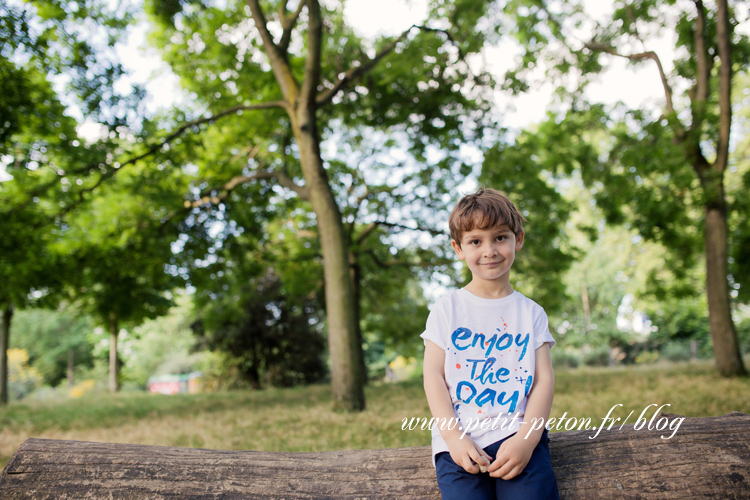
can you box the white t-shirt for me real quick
[420,288,555,464]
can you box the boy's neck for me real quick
[463,279,515,300]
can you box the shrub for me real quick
[7,348,43,400]
[661,341,693,362]
[550,349,580,369]
[634,350,660,364]
[582,345,610,367]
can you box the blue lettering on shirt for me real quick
[451,328,473,350]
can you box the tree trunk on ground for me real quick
[0,304,13,405]
[108,313,119,393]
[3,413,750,499]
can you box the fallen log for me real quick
[1,412,748,499]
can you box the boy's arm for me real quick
[423,340,492,474]
[488,342,554,480]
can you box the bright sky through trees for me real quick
[118,0,680,129]
[3,0,745,183]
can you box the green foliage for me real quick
[728,73,750,302]
[0,0,155,319]
[6,348,43,400]
[10,308,95,387]
[479,121,580,313]
[121,294,203,388]
[138,0,509,377]
[647,296,713,356]
[550,348,580,369]
[359,267,431,361]
[661,341,694,362]
[192,269,327,389]
[634,350,659,364]
[582,345,610,367]
[737,315,750,355]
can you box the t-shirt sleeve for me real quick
[534,308,556,350]
[420,304,446,350]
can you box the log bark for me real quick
[1,413,748,499]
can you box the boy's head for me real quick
[449,187,526,248]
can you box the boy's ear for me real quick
[515,230,525,250]
[451,239,465,260]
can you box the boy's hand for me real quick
[445,435,493,474]
[488,433,536,480]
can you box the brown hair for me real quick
[449,187,526,246]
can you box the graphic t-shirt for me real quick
[420,288,555,464]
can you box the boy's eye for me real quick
[496,235,507,241]
[469,240,480,245]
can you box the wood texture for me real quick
[1,413,748,499]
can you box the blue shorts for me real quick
[434,429,559,500]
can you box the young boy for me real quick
[421,187,559,500]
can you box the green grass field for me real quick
[2,359,749,471]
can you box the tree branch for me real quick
[363,249,446,269]
[299,0,321,110]
[246,0,299,101]
[316,24,459,107]
[186,170,309,210]
[356,219,444,246]
[278,0,307,53]
[715,0,732,172]
[376,220,444,237]
[584,42,676,117]
[6,101,287,219]
[693,1,711,106]
[584,41,687,143]
[356,222,378,245]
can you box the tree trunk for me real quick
[0,304,13,405]
[349,253,368,385]
[293,119,365,411]
[246,0,364,410]
[581,283,591,334]
[704,195,746,376]
[108,313,119,393]
[67,349,74,390]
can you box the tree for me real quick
[60,161,190,392]
[479,126,579,314]
[4,0,509,409]
[504,0,749,376]
[141,0,499,409]
[0,0,145,402]
[192,268,327,389]
[11,308,96,388]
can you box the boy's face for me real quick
[451,224,524,286]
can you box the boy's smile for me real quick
[451,224,524,298]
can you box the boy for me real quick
[421,187,559,500]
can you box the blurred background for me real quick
[1,0,749,469]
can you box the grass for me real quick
[1,359,749,471]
